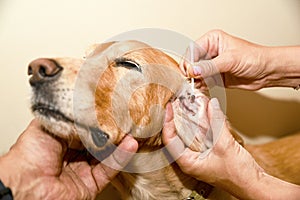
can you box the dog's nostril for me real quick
[38,65,47,77]
[28,66,33,76]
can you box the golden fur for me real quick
[29,40,300,199]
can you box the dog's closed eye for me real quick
[115,58,142,72]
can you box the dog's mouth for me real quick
[32,103,74,123]
[31,103,110,148]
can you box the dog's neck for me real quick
[113,83,213,199]
[115,145,213,200]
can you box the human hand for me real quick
[0,119,138,200]
[162,98,265,199]
[181,30,275,90]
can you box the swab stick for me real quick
[189,42,195,96]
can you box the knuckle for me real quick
[208,29,225,36]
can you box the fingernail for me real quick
[210,98,220,108]
[193,66,202,76]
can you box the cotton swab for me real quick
[189,42,196,102]
[189,42,195,99]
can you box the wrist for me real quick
[0,151,31,198]
[217,165,265,200]
[0,179,13,200]
[209,140,268,199]
[0,153,37,199]
[263,46,300,88]
[0,151,55,200]
[0,154,18,195]
[256,171,300,200]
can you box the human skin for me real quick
[163,99,300,200]
[165,29,300,199]
[182,30,300,90]
[0,119,138,200]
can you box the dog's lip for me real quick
[32,103,110,148]
[32,103,74,123]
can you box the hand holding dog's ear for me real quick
[0,119,138,200]
[162,99,265,199]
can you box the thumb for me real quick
[162,103,186,160]
[207,98,226,145]
[92,135,138,191]
[162,102,177,145]
[187,56,226,78]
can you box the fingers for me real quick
[24,119,45,135]
[208,98,237,155]
[163,102,174,126]
[162,104,199,176]
[180,42,208,76]
[181,30,229,79]
[194,29,225,59]
[207,98,226,145]
[28,118,41,126]
[113,134,139,167]
[92,135,138,190]
[208,98,225,121]
[162,102,211,180]
[103,134,138,171]
[162,103,186,160]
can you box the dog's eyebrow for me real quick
[114,57,142,72]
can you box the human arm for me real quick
[0,119,138,200]
[162,99,300,199]
[262,46,300,89]
[182,30,300,90]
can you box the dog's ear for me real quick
[84,42,116,58]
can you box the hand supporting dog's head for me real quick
[29,40,200,153]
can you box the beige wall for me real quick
[1,0,299,199]
[1,0,300,152]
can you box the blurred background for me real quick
[0,0,299,198]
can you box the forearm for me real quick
[236,172,300,200]
[207,139,300,200]
[217,162,300,200]
[257,172,300,199]
[263,46,300,89]
[213,155,266,200]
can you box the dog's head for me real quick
[28,40,193,154]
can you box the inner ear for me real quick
[115,57,142,72]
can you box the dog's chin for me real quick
[31,104,84,148]
[33,109,116,161]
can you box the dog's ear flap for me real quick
[84,42,116,58]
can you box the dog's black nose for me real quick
[28,58,63,86]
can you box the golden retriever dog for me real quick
[28,40,300,199]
